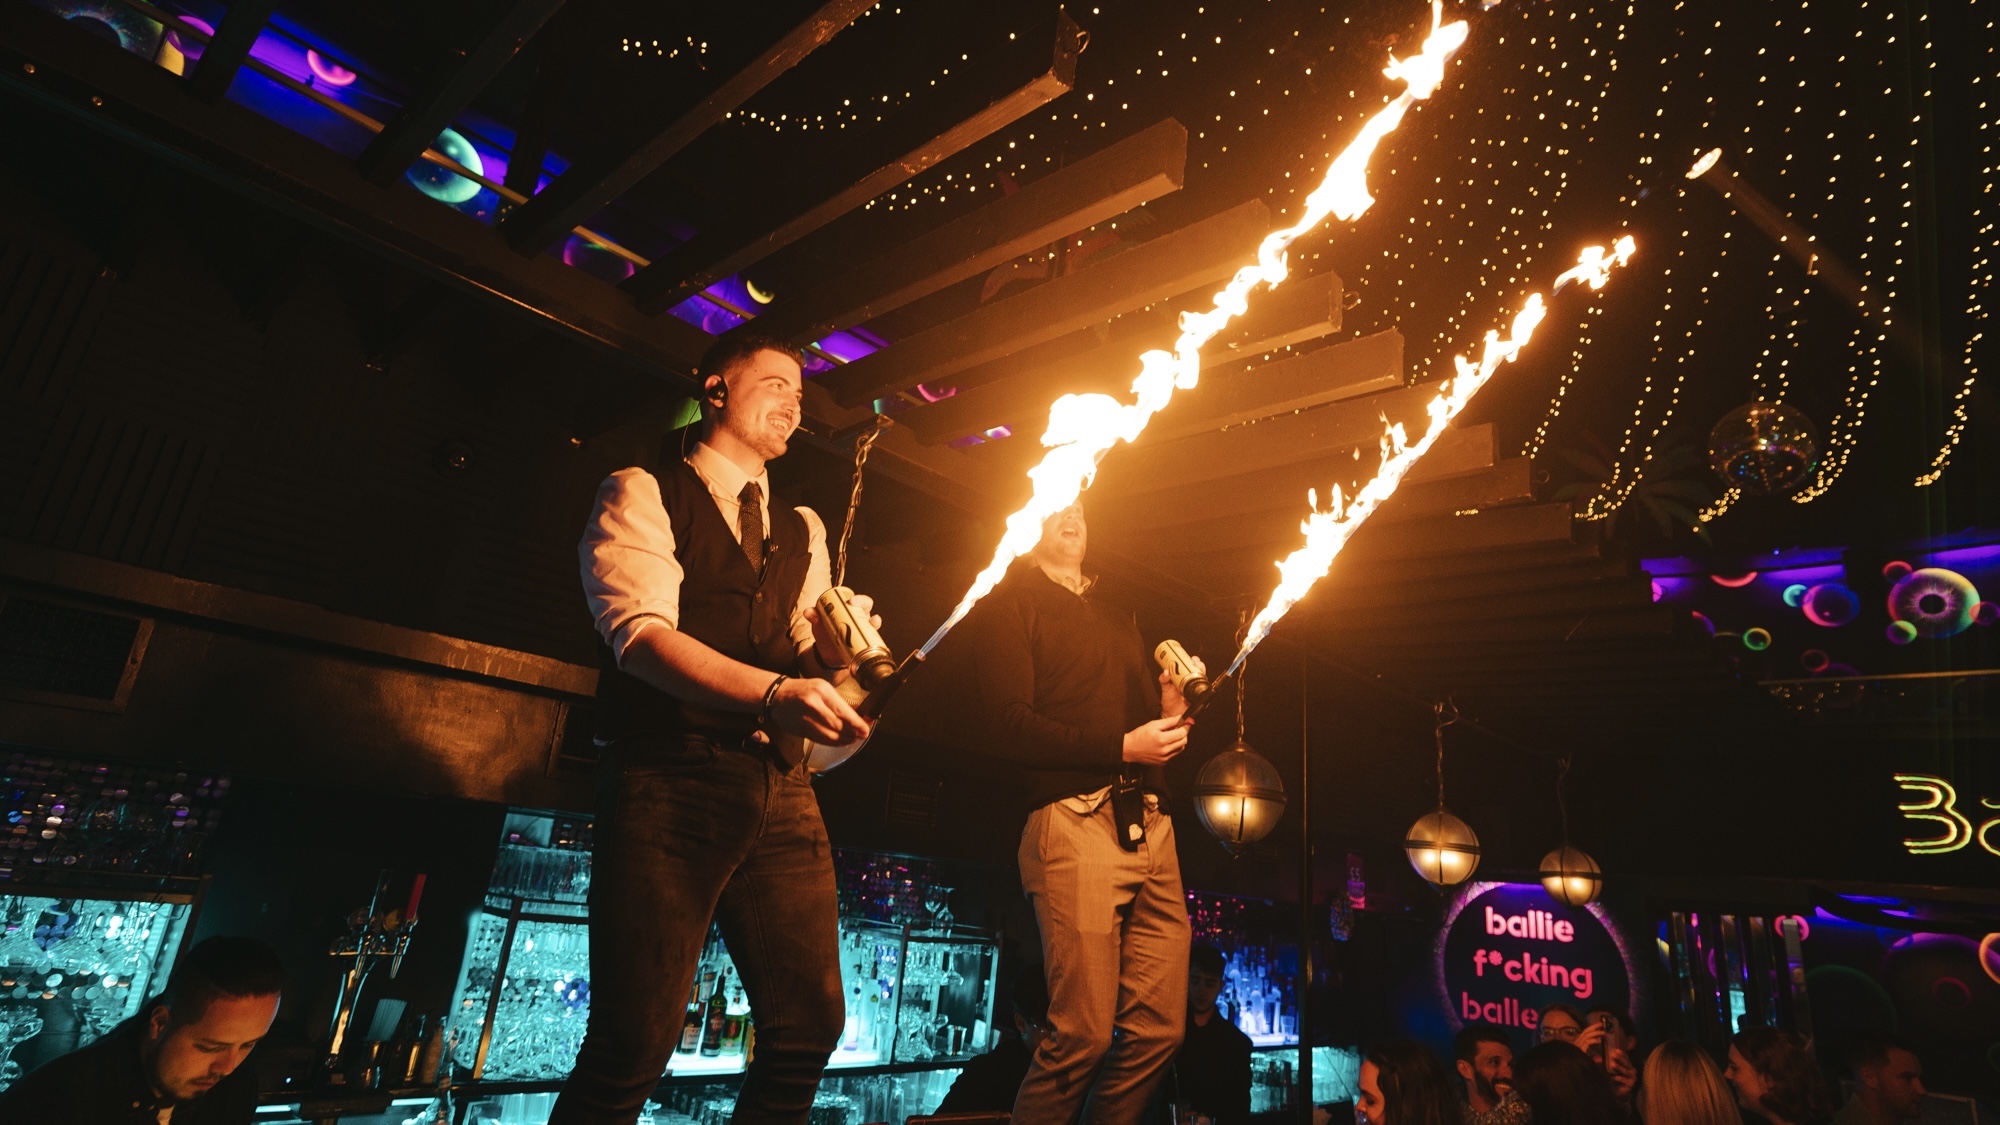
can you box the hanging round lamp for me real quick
[1405,700,1480,886]
[1194,651,1286,856]
[1539,756,1603,906]
[1404,808,1482,886]
[1539,846,1603,907]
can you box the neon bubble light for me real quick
[1222,238,1636,677]
[916,1,1472,658]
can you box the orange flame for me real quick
[919,2,1470,655]
[1224,238,1637,676]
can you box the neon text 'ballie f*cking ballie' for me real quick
[1222,236,1638,678]
[917,2,1471,657]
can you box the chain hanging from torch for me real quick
[834,415,888,588]
[1433,698,1458,813]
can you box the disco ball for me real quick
[1708,401,1819,495]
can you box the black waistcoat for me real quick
[594,444,812,747]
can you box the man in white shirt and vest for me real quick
[554,334,880,1125]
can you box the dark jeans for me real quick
[549,739,844,1125]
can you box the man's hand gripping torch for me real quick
[1155,639,1226,728]
[804,586,924,771]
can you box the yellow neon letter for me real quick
[1980,798,2000,859]
[1894,774,1973,855]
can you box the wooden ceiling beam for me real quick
[626,12,1084,314]
[818,198,1270,407]
[355,0,567,185]
[184,0,277,101]
[900,269,1344,445]
[745,118,1187,345]
[1086,382,1435,500]
[500,0,876,257]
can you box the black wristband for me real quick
[760,674,788,727]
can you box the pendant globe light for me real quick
[1405,700,1480,886]
[1193,651,1287,856]
[1540,756,1603,907]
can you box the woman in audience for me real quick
[1638,1041,1739,1125]
[1359,1041,1469,1125]
[1724,1028,1835,1125]
[1514,1040,1629,1125]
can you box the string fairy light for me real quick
[1916,0,1991,487]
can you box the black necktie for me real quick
[738,481,765,577]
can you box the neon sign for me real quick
[1437,883,1636,1033]
[1894,774,2000,856]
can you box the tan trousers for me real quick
[1012,798,1191,1125]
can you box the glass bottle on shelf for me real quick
[700,971,729,1057]
[721,987,748,1056]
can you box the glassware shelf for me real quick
[0,888,192,1091]
[448,815,1001,1087]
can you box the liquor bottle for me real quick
[678,979,703,1055]
[416,1017,446,1085]
[398,1015,427,1084]
[721,987,748,1055]
[700,971,729,1056]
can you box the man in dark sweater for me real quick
[933,964,1050,1116]
[971,501,1197,1124]
[1168,944,1253,1125]
[0,935,282,1123]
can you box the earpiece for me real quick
[705,377,727,408]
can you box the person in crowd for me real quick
[1586,1007,1641,1066]
[1358,1041,1469,1125]
[1832,1035,1926,1125]
[1513,1041,1628,1125]
[1166,944,1253,1125]
[967,500,1198,1123]
[1636,1040,1739,1125]
[0,935,283,1123]
[557,333,885,1125]
[933,965,1051,1116]
[1454,1024,1527,1125]
[1724,1028,1836,1125]
[1540,1003,1637,1106]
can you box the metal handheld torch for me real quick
[1155,639,1227,725]
[804,586,925,772]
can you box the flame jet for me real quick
[1221,237,1638,679]
[917,2,1472,658]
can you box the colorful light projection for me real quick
[916,0,1475,657]
[1224,238,1635,677]
[1436,882,1638,1033]
[405,128,486,205]
[1887,568,1983,639]
[1893,773,2000,858]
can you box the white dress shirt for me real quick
[580,441,831,666]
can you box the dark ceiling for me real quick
[0,0,1994,761]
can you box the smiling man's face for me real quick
[712,348,803,463]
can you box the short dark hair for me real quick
[697,332,806,395]
[1011,962,1050,1026]
[1190,944,1226,978]
[1732,1027,1834,1125]
[1515,1042,1624,1125]
[1364,1041,1467,1125]
[1455,1023,1512,1063]
[1540,1002,1587,1028]
[1845,1032,1916,1075]
[159,937,284,1026]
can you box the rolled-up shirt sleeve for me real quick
[580,468,684,665]
[791,507,832,655]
